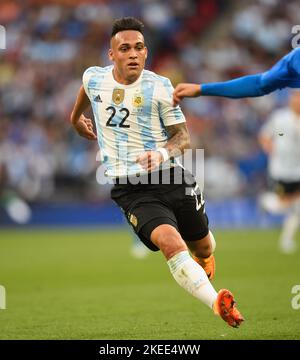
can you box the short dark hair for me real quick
[111,17,144,38]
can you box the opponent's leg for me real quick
[279,201,299,254]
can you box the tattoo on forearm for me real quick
[165,123,190,158]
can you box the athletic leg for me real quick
[150,223,218,308]
[279,200,300,253]
[185,231,216,279]
[150,224,244,327]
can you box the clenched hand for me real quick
[136,151,163,172]
[72,115,97,141]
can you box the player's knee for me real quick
[150,224,187,260]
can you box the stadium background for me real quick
[0,0,299,340]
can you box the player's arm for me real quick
[173,49,300,105]
[173,74,266,105]
[258,133,273,155]
[136,123,190,172]
[164,122,190,157]
[70,85,97,141]
[137,78,190,172]
[258,114,276,155]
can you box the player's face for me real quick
[109,30,147,85]
[289,90,300,115]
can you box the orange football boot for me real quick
[193,254,215,280]
[213,289,244,328]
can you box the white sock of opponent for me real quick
[167,250,218,309]
[280,205,299,253]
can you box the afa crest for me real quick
[129,213,138,227]
[112,88,125,105]
[132,94,144,107]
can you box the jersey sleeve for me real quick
[260,54,291,93]
[287,47,300,76]
[201,49,300,98]
[259,48,300,92]
[82,66,98,100]
[201,74,266,98]
[157,78,186,126]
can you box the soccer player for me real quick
[70,17,243,328]
[173,48,300,104]
[259,90,300,254]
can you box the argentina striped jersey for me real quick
[82,66,185,177]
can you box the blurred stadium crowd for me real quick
[0,0,298,203]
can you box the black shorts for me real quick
[272,179,300,196]
[111,167,209,251]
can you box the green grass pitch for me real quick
[0,228,299,339]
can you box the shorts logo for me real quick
[112,88,125,105]
[129,213,138,227]
[190,184,205,211]
[132,94,144,107]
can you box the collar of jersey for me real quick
[110,68,144,88]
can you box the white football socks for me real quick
[280,209,298,253]
[167,250,218,309]
[209,230,216,252]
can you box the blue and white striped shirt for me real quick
[83,66,185,177]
